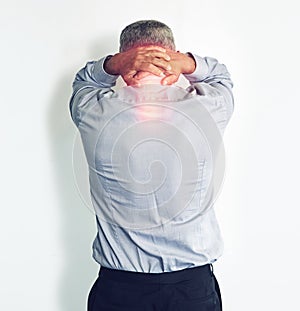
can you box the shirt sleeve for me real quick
[69,56,119,127]
[184,53,234,134]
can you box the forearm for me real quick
[69,56,118,126]
[184,54,234,113]
[72,57,118,93]
[184,54,233,88]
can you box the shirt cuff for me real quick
[93,56,119,86]
[183,53,209,83]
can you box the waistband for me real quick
[98,264,213,284]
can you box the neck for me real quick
[137,74,164,85]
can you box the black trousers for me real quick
[88,264,222,311]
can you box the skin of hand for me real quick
[104,46,172,86]
[134,50,196,85]
[104,46,196,86]
[160,50,196,85]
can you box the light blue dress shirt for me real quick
[69,53,234,273]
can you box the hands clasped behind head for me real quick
[104,46,195,86]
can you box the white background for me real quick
[1,0,300,310]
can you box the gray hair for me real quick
[119,20,176,52]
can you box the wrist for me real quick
[103,54,119,75]
[182,52,196,74]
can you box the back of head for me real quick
[119,20,176,52]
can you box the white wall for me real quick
[1,0,299,310]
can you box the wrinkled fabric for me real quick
[69,54,234,273]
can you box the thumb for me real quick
[123,75,141,86]
[161,74,178,85]
[134,71,152,80]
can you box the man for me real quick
[69,20,234,311]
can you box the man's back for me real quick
[72,82,228,272]
[69,21,233,309]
